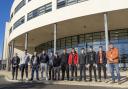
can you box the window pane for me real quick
[14,0,26,14]
[45,3,52,13]
[27,2,52,21]
[57,0,66,8]
[67,0,77,5]
[13,16,25,29]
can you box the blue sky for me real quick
[0,0,13,58]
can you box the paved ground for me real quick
[1,70,128,88]
[0,76,127,89]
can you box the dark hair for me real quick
[81,48,85,50]
[90,46,93,49]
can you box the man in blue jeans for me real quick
[30,52,40,81]
[106,43,120,84]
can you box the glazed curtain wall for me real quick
[35,28,128,63]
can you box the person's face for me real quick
[71,49,75,53]
[25,51,27,55]
[99,47,102,52]
[34,52,37,56]
[42,50,45,54]
[63,50,66,54]
[109,44,114,50]
[15,53,18,57]
[81,49,84,54]
[89,48,93,52]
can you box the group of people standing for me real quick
[11,43,121,84]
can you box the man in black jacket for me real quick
[30,52,40,81]
[53,52,61,80]
[11,53,20,80]
[87,46,97,82]
[79,48,87,81]
[48,51,54,80]
[60,49,69,80]
[97,46,107,82]
[40,50,49,80]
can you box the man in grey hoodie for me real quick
[79,48,87,81]
[48,51,54,80]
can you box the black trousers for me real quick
[31,65,39,80]
[20,64,28,79]
[12,65,18,80]
[98,64,106,80]
[79,64,86,80]
[61,64,69,80]
[89,64,97,81]
[49,65,54,80]
[54,67,60,80]
[70,64,77,80]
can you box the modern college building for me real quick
[3,0,128,67]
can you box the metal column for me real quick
[54,24,57,54]
[25,33,28,51]
[104,13,109,51]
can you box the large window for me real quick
[14,0,26,14]
[57,39,61,50]
[66,37,72,48]
[57,0,66,9]
[45,3,52,13]
[72,36,78,47]
[57,0,88,9]
[67,0,77,5]
[28,0,31,2]
[13,16,25,30]
[60,38,66,49]
[27,2,52,21]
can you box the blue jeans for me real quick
[40,63,48,80]
[109,63,120,81]
[31,65,39,80]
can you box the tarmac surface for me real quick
[0,75,127,89]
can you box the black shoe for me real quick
[61,78,64,80]
[70,79,73,81]
[84,80,87,82]
[89,79,92,82]
[37,78,39,80]
[79,79,82,81]
[30,78,33,81]
[12,78,14,80]
[49,78,51,80]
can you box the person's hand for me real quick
[13,65,15,67]
[87,64,90,68]
[78,64,80,68]
[109,58,114,62]
[93,64,97,67]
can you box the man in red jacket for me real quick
[68,48,78,81]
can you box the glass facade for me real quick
[35,29,128,63]
[13,16,25,30]
[57,0,88,9]
[27,2,52,21]
[14,0,26,14]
